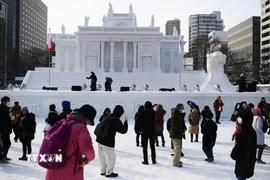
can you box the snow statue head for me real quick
[200,51,236,92]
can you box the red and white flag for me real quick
[178,39,182,54]
[47,29,52,53]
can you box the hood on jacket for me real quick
[138,105,144,114]
[144,101,153,109]
[111,105,124,118]
[203,105,210,112]
[187,101,197,109]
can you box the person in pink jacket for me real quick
[45,104,97,180]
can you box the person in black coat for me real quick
[99,107,111,122]
[201,105,212,127]
[17,106,36,161]
[233,108,257,180]
[95,105,128,178]
[201,112,217,162]
[137,101,156,165]
[134,105,144,146]
[86,71,97,91]
[0,96,12,162]
[105,77,113,91]
[46,104,59,127]
[170,104,187,167]
[58,100,72,121]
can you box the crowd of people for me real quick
[0,95,269,180]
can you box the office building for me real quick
[228,16,260,70]
[261,0,270,72]
[0,0,47,83]
[165,18,180,35]
[189,11,224,70]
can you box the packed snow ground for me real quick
[0,117,269,180]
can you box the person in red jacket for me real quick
[45,104,96,180]
[213,96,224,124]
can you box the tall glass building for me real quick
[0,0,47,84]
[0,1,8,85]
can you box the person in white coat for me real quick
[251,107,266,164]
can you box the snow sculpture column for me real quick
[123,41,128,72]
[156,42,161,72]
[100,41,105,71]
[133,42,137,72]
[110,42,114,72]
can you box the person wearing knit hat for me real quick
[58,100,72,121]
[95,105,128,177]
[251,107,266,164]
[22,106,28,112]
[62,100,71,109]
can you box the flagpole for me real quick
[179,37,182,88]
[179,54,181,88]
[49,51,51,86]
[47,28,52,86]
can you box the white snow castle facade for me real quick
[51,3,185,73]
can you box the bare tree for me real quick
[19,48,48,72]
[224,47,262,84]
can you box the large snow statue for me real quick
[200,51,236,92]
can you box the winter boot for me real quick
[195,134,199,142]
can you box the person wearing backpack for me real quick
[45,104,96,180]
[17,106,36,161]
[188,108,201,142]
[95,105,128,178]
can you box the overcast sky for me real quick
[42,0,260,50]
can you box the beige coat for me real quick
[187,108,201,134]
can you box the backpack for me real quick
[38,118,80,169]
[94,117,113,138]
[190,112,199,125]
